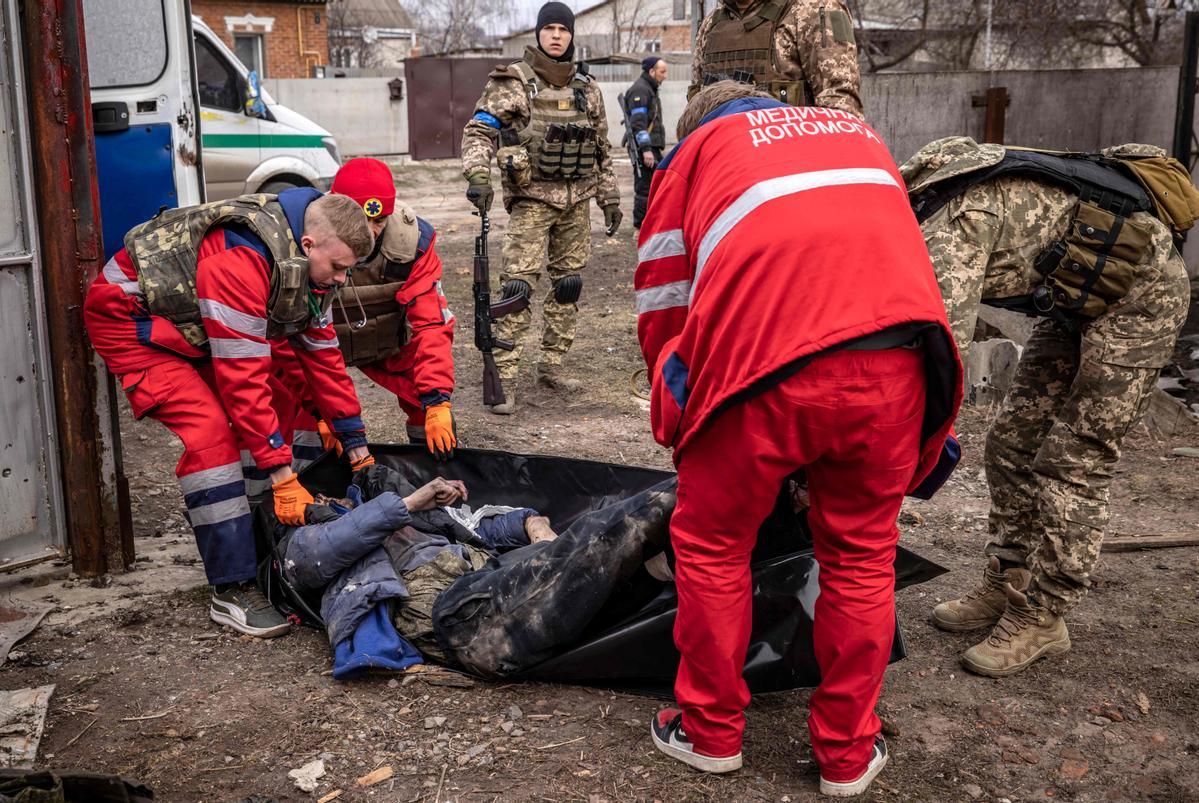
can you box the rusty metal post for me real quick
[971,86,1010,145]
[20,0,134,575]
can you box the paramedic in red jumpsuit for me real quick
[637,83,962,796]
[277,157,457,472]
[84,190,375,639]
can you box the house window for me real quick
[644,39,661,53]
[234,33,267,77]
[673,0,687,20]
[578,45,591,60]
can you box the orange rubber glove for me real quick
[425,402,457,461]
[272,474,314,526]
[350,454,375,472]
[317,420,343,456]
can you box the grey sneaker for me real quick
[210,582,291,638]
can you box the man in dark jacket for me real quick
[278,465,672,679]
[625,57,669,228]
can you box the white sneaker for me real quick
[650,708,742,774]
[820,737,888,797]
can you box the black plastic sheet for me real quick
[276,444,946,695]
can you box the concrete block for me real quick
[965,338,1023,407]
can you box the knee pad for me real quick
[501,278,532,301]
[552,274,583,304]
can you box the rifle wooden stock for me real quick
[481,352,506,407]
[473,210,513,407]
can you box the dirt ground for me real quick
[3,162,1199,803]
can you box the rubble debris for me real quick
[0,602,52,666]
[1103,533,1199,553]
[355,765,393,787]
[288,759,326,792]
[0,685,55,767]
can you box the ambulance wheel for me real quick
[259,179,302,193]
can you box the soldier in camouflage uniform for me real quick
[901,137,1192,677]
[690,0,863,119]
[461,1,621,414]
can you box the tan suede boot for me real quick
[961,584,1070,678]
[486,387,517,415]
[536,363,582,392]
[930,556,1031,632]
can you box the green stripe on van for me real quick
[202,133,327,148]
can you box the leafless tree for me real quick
[409,0,513,55]
[326,0,382,68]
[609,0,659,54]
[1065,0,1196,66]
[848,0,932,71]
[849,0,1194,71]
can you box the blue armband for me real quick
[472,111,501,129]
[635,130,652,146]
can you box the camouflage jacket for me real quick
[918,176,1188,369]
[690,0,863,119]
[461,47,619,211]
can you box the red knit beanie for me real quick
[332,157,395,218]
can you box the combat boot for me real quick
[486,388,517,416]
[536,363,582,392]
[930,556,1031,632]
[961,584,1070,678]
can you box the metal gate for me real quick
[0,0,66,568]
[406,57,500,160]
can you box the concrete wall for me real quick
[263,76,409,156]
[267,67,1180,161]
[261,66,1196,275]
[865,68,1177,164]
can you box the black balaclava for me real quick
[536,1,576,62]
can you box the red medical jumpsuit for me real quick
[83,189,367,584]
[635,100,962,780]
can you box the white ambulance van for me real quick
[191,16,341,200]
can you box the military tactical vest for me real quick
[332,205,421,367]
[700,0,812,106]
[910,148,1160,320]
[124,195,321,347]
[503,54,600,180]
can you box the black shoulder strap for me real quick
[912,150,1153,224]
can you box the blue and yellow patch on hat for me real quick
[363,198,384,218]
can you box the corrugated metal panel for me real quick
[0,0,66,569]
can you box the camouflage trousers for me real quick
[494,199,591,380]
[983,322,1171,616]
[393,546,489,661]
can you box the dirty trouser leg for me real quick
[984,321,1078,569]
[495,200,556,381]
[540,200,591,368]
[123,360,257,586]
[1028,347,1159,616]
[432,481,676,677]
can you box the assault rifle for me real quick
[617,92,645,184]
[472,211,528,407]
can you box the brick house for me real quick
[192,0,329,79]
